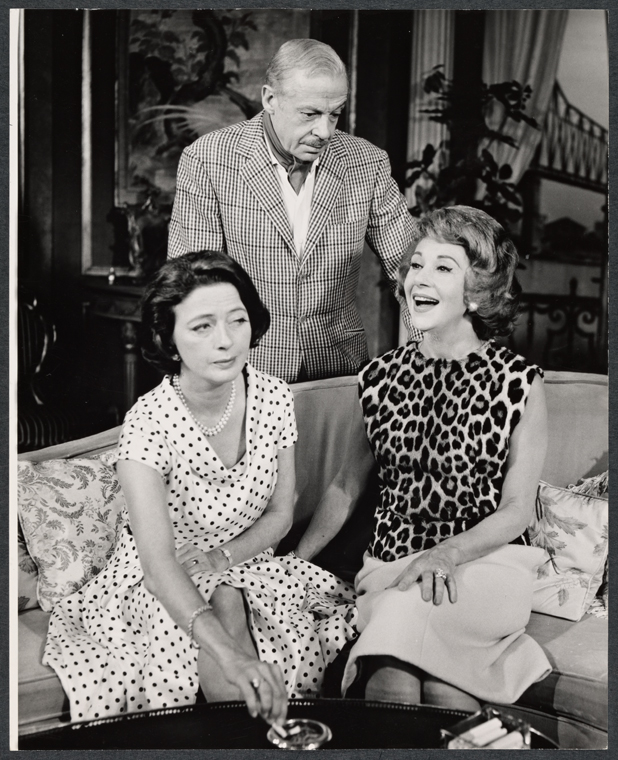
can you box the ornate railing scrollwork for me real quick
[510,278,603,372]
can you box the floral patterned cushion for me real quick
[568,470,608,498]
[17,459,127,612]
[17,519,39,611]
[568,471,609,617]
[529,480,608,621]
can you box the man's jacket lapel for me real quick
[302,135,348,261]
[237,114,296,255]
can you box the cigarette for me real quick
[475,726,508,746]
[460,717,502,743]
[485,730,526,749]
[270,722,289,738]
[268,720,302,738]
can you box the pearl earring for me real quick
[468,302,478,312]
[172,354,181,361]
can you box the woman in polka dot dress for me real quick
[43,251,357,726]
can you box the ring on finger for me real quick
[434,568,447,580]
[250,677,261,692]
[190,558,199,566]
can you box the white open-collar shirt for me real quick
[265,135,320,259]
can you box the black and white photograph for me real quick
[11,6,609,751]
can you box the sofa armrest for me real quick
[18,426,122,462]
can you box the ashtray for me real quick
[267,718,332,750]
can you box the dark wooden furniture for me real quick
[18,289,81,452]
[82,277,145,412]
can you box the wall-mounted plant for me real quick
[406,65,539,230]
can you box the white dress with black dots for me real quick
[43,365,357,722]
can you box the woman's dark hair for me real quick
[398,206,521,339]
[141,251,270,375]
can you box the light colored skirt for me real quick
[342,544,551,704]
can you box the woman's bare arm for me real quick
[447,375,547,557]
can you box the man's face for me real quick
[262,69,348,162]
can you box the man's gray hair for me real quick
[265,39,348,92]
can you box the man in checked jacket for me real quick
[168,38,419,384]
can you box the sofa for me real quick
[17,371,608,748]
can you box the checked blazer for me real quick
[168,111,418,383]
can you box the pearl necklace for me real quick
[172,375,236,437]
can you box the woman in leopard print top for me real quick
[296,206,551,709]
[360,340,540,561]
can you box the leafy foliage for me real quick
[594,523,608,556]
[117,9,262,263]
[406,65,539,228]
[542,505,588,537]
[128,10,261,160]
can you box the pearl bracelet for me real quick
[187,603,212,649]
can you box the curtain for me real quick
[406,10,455,208]
[401,11,456,344]
[482,10,569,183]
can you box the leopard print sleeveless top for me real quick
[359,341,542,561]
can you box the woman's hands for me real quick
[388,545,461,604]
[216,645,288,726]
[176,544,229,575]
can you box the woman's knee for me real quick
[363,656,423,704]
[423,675,481,711]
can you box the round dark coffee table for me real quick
[19,699,558,749]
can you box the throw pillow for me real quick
[568,470,608,498]
[95,447,119,467]
[17,519,39,611]
[18,458,127,612]
[528,481,608,621]
[568,470,609,617]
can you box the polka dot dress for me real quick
[43,365,357,722]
